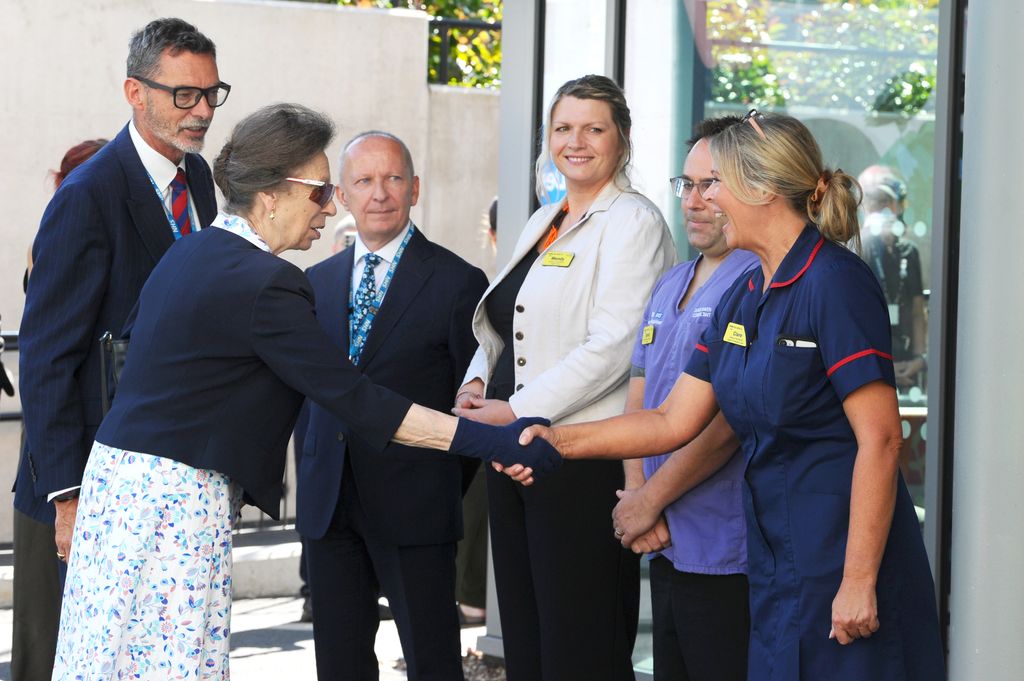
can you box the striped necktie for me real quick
[170,168,192,236]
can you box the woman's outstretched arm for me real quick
[520,372,719,460]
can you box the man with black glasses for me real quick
[14,18,223,680]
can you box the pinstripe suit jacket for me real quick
[15,123,216,522]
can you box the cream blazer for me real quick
[463,180,676,425]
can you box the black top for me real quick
[861,235,924,360]
[485,249,539,400]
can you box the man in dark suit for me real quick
[14,18,223,681]
[297,131,488,681]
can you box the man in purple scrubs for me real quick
[615,116,757,681]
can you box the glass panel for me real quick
[624,0,941,673]
[538,0,610,205]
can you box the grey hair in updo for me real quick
[214,103,336,215]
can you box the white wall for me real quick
[0,0,499,535]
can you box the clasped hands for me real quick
[449,416,562,483]
[452,383,560,485]
[611,486,672,554]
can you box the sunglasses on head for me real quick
[286,177,336,208]
[741,108,767,141]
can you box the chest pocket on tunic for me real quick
[763,343,829,427]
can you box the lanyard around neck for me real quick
[349,223,415,363]
[145,170,189,240]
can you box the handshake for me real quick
[449,416,563,480]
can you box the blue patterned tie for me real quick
[351,253,382,349]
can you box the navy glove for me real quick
[449,416,563,478]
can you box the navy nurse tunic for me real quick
[685,225,944,680]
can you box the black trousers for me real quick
[649,556,750,681]
[11,508,64,681]
[306,471,463,681]
[455,465,488,608]
[487,460,640,681]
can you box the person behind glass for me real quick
[858,165,927,390]
[513,111,945,681]
[11,137,107,681]
[454,74,676,681]
[51,103,561,681]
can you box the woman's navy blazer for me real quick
[95,226,412,516]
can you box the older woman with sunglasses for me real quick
[51,103,560,681]
[512,111,944,681]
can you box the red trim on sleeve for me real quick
[826,348,893,377]
[695,343,709,353]
[748,277,755,292]
[770,237,825,288]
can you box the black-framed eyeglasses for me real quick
[132,75,231,109]
[742,108,767,140]
[286,177,336,208]
[670,176,717,199]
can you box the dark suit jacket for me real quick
[95,227,412,517]
[296,227,488,545]
[16,124,216,522]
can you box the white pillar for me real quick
[948,2,1024,678]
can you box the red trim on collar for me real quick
[748,277,755,292]
[695,343,709,353]
[827,348,893,377]
[770,236,825,288]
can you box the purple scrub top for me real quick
[630,248,758,575]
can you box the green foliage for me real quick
[331,0,502,88]
[871,66,935,118]
[705,0,939,115]
[711,53,787,108]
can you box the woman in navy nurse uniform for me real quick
[515,111,945,680]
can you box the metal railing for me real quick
[1,332,20,421]
[431,16,501,86]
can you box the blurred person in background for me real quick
[858,165,927,390]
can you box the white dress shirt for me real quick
[128,120,200,231]
[350,222,413,305]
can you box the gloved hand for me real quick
[449,416,562,478]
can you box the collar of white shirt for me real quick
[351,221,414,286]
[128,120,188,199]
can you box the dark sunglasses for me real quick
[132,75,231,109]
[286,177,336,208]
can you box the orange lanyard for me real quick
[540,204,570,251]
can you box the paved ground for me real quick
[0,597,488,680]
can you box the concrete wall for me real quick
[0,0,499,539]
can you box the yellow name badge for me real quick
[641,325,655,345]
[723,322,747,347]
[542,251,575,267]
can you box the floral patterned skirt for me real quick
[52,442,242,680]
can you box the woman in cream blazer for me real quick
[455,75,676,681]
